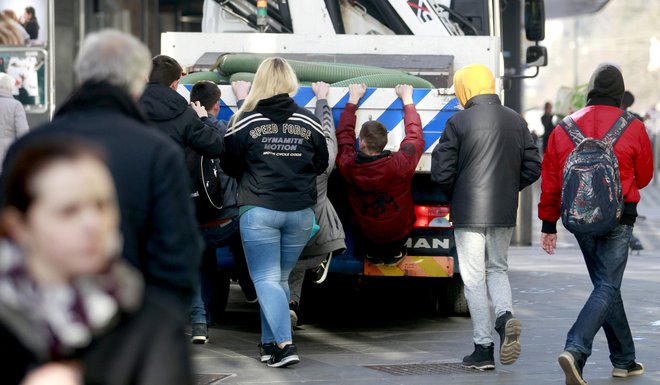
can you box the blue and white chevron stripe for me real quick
[178,85,461,171]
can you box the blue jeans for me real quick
[190,218,240,325]
[567,224,636,369]
[240,207,313,344]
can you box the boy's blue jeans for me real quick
[240,207,313,344]
[567,224,636,369]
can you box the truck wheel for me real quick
[437,276,470,317]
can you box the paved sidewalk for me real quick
[192,183,660,385]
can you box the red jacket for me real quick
[538,105,653,233]
[336,103,424,243]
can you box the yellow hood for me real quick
[453,64,495,107]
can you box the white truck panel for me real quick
[161,32,501,78]
[178,85,461,172]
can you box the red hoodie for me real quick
[538,105,653,233]
[336,103,424,243]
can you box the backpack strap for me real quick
[558,116,586,146]
[601,111,635,147]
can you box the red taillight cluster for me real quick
[414,205,452,228]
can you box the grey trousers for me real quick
[454,226,515,346]
[288,253,329,304]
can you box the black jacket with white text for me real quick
[222,94,329,212]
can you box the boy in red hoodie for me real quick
[336,84,424,265]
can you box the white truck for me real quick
[164,0,547,314]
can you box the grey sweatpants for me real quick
[288,253,329,304]
[454,226,515,346]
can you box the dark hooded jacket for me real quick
[538,64,654,233]
[139,82,223,158]
[431,65,541,228]
[222,94,329,211]
[336,103,424,243]
[1,81,203,309]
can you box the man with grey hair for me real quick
[1,29,201,384]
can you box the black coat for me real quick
[1,81,204,308]
[222,94,329,212]
[139,82,223,158]
[431,94,541,227]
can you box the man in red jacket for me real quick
[336,84,424,266]
[539,64,653,385]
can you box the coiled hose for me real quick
[181,54,434,88]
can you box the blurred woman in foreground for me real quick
[0,137,190,385]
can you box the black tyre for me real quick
[437,275,470,317]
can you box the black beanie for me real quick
[586,64,625,107]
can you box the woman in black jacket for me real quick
[223,57,329,368]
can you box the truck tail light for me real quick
[414,205,452,229]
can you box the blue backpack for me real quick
[558,111,634,235]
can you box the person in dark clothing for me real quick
[431,64,541,370]
[187,80,256,343]
[336,83,424,266]
[1,30,202,384]
[541,101,554,153]
[139,55,223,158]
[222,57,328,368]
[0,137,192,385]
[540,64,652,385]
[21,6,38,40]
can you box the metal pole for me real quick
[513,187,534,246]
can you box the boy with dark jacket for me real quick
[139,55,223,158]
[432,64,540,371]
[336,84,424,265]
[186,80,255,343]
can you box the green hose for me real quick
[219,54,406,84]
[332,74,434,89]
[180,71,228,85]
[228,72,256,83]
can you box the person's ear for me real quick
[211,102,220,116]
[170,79,180,90]
[1,208,29,246]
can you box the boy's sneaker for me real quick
[267,343,300,368]
[494,311,522,365]
[462,343,495,370]
[191,323,208,344]
[558,351,587,385]
[612,362,644,378]
[365,254,384,266]
[384,252,406,266]
[290,310,298,330]
[258,342,275,363]
[312,253,333,284]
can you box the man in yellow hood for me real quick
[431,64,541,370]
[453,64,496,107]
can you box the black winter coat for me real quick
[139,82,223,158]
[431,94,541,227]
[222,94,329,212]
[1,81,204,308]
